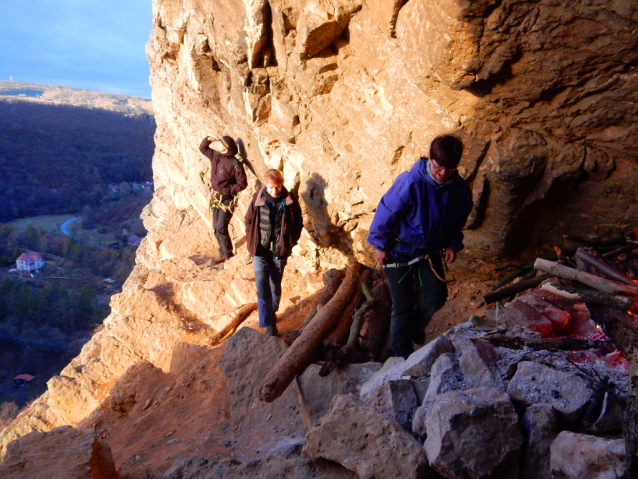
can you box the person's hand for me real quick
[375,249,389,265]
[444,247,457,264]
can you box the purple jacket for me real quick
[368,158,472,261]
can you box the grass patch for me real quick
[4,214,78,234]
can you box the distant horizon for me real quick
[0,79,152,101]
[1,0,152,99]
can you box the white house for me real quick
[16,252,45,274]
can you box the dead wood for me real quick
[324,270,371,349]
[483,334,617,354]
[540,282,635,311]
[299,268,345,330]
[575,248,636,286]
[483,273,552,304]
[359,282,392,361]
[534,258,638,296]
[491,264,533,290]
[259,262,361,403]
[208,303,257,346]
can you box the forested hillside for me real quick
[0,100,155,222]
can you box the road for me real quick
[60,216,81,236]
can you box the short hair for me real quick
[429,135,464,168]
[264,169,284,185]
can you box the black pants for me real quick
[212,197,234,258]
[384,254,448,359]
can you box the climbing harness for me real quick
[209,190,239,214]
[382,250,455,285]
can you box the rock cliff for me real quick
[2,0,638,476]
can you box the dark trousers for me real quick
[212,200,234,258]
[384,254,448,359]
[253,253,288,327]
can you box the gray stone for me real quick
[454,338,503,390]
[303,394,429,479]
[424,387,523,479]
[423,353,465,402]
[507,361,593,423]
[549,431,627,479]
[411,400,432,440]
[297,362,382,427]
[410,377,430,404]
[359,356,406,402]
[362,379,418,432]
[402,334,455,379]
[520,404,559,479]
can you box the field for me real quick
[4,214,77,234]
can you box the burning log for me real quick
[483,334,617,355]
[483,274,552,304]
[540,282,635,311]
[259,262,361,403]
[208,303,257,346]
[575,248,636,286]
[534,258,638,297]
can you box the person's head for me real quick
[264,169,284,196]
[429,135,463,182]
[220,136,238,156]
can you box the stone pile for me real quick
[297,286,630,479]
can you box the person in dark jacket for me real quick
[245,169,303,336]
[368,135,473,358]
[200,135,248,263]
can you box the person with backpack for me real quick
[245,169,303,336]
[200,135,247,263]
[368,135,473,358]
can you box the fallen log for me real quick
[483,334,617,355]
[575,248,636,286]
[359,282,392,361]
[300,268,345,329]
[324,269,370,349]
[483,273,552,304]
[208,303,257,346]
[541,282,635,311]
[534,258,638,296]
[259,262,361,402]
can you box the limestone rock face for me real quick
[3,0,638,468]
[0,426,119,479]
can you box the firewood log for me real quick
[259,262,361,403]
[483,273,552,304]
[534,258,638,296]
[540,282,635,310]
[208,303,257,346]
[299,268,345,329]
[575,248,636,286]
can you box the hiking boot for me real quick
[209,253,234,265]
[266,325,278,337]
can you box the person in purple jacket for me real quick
[200,135,247,263]
[368,135,473,359]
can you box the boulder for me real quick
[520,404,559,479]
[424,387,523,479]
[359,356,406,401]
[507,361,593,423]
[362,379,418,431]
[303,394,429,479]
[218,327,306,436]
[454,338,503,390]
[423,353,465,402]
[297,362,382,427]
[401,334,455,379]
[0,426,119,479]
[549,431,627,479]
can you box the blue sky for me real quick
[0,0,152,98]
